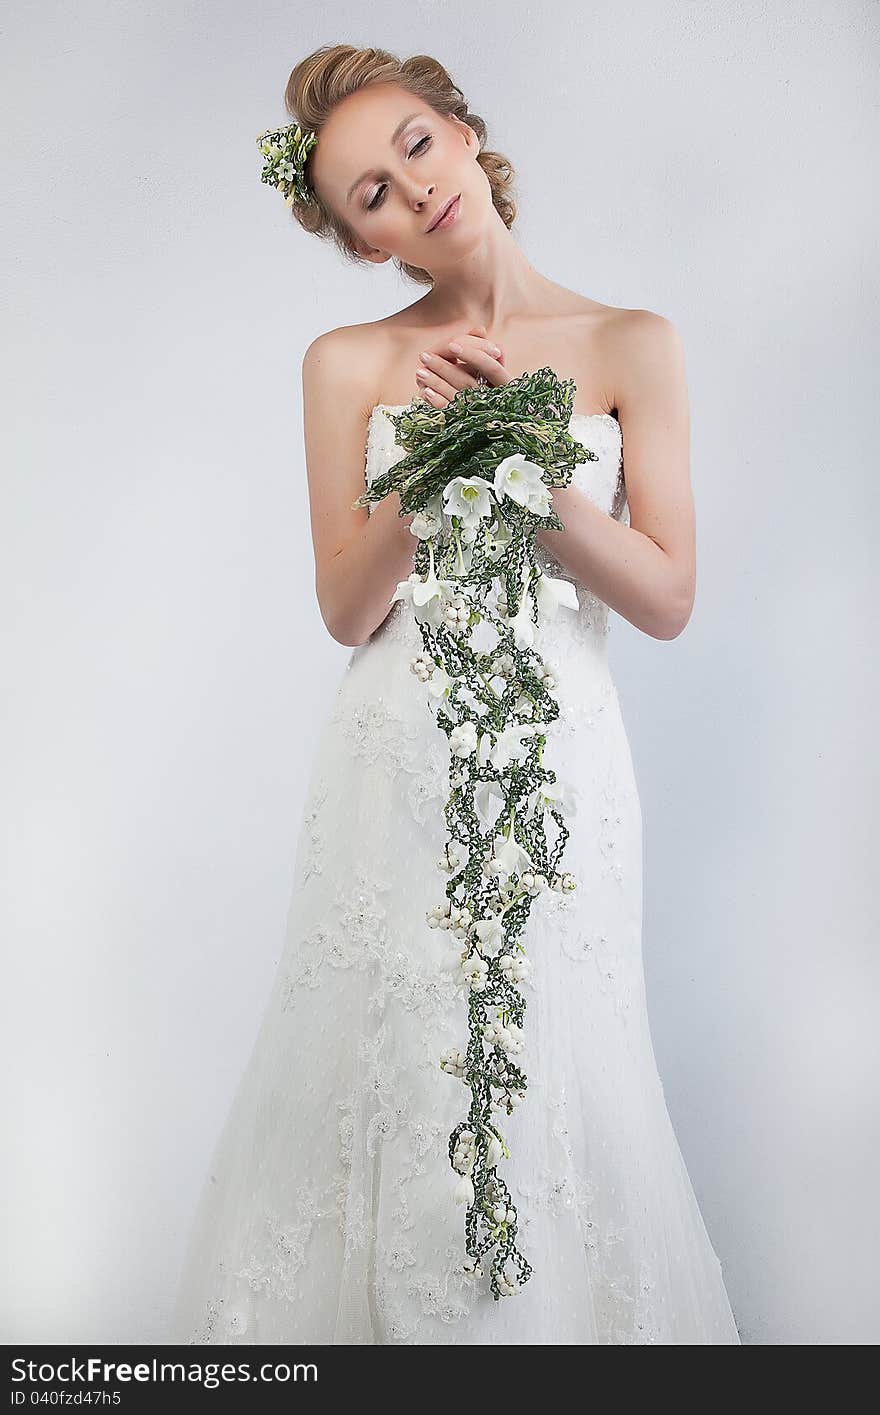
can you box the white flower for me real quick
[390,543,456,628]
[535,570,579,617]
[485,1135,504,1167]
[493,453,552,518]
[410,503,443,540]
[474,914,505,955]
[507,592,536,650]
[449,720,479,758]
[454,1176,475,1206]
[476,731,495,768]
[391,572,421,607]
[488,723,541,771]
[526,775,579,820]
[500,559,538,651]
[492,826,534,878]
[443,475,496,527]
[426,664,454,702]
[473,777,506,831]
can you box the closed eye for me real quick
[366,135,432,211]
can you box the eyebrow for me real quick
[346,112,421,203]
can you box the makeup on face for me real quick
[427,193,461,233]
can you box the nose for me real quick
[410,180,435,211]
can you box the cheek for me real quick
[376,208,423,244]
[377,211,410,242]
[350,208,393,243]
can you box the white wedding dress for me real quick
[169,405,741,1345]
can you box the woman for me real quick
[170,43,741,1345]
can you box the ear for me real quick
[350,240,393,266]
[449,113,479,155]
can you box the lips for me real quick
[427,194,460,232]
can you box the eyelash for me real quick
[366,135,432,211]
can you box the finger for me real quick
[415,360,462,404]
[447,335,503,367]
[418,350,501,396]
[450,330,502,354]
[426,327,494,358]
[437,334,505,390]
[420,386,451,409]
[416,350,473,395]
[445,342,506,383]
[464,327,504,365]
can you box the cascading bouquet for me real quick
[353,366,597,1301]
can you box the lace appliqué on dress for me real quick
[514,1090,663,1344]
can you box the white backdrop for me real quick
[2,0,877,1345]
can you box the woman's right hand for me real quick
[414,325,509,409]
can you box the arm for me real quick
[302,330,417,647]
[535,310,696,641]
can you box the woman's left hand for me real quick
[415,326,511,409]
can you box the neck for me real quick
[416,210,559,333]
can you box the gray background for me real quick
[2,0,877,1345]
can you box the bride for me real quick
[169,43,741,1345]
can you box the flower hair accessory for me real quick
[256,122,318,207]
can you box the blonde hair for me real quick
[282,44,517,286]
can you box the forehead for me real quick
[314,83,435,201]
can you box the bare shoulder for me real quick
[594,303,680,335]
[302,319,397,421]
[598,306,687,411]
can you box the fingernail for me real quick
[419,350,432,362]
[416,368,428,380]
[448,341,462,354]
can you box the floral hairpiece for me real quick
[255,122,318,208]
